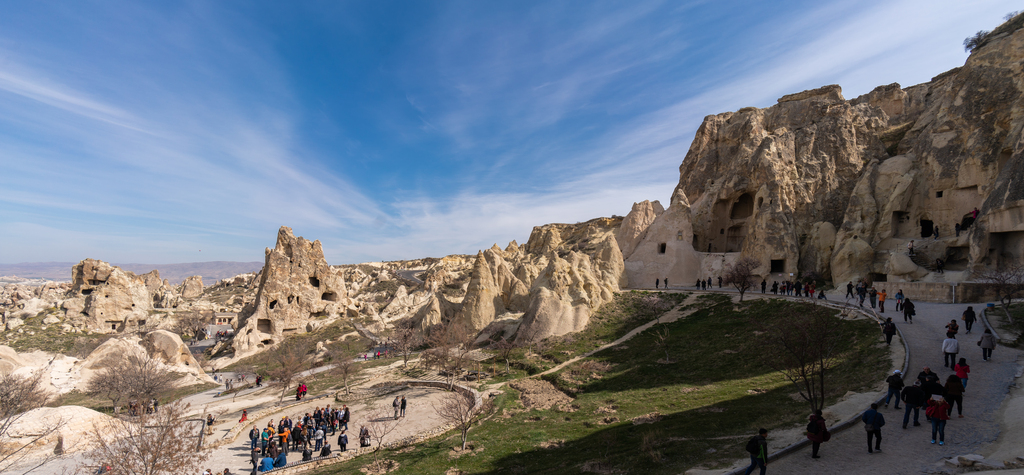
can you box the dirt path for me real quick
[533,293,700,378]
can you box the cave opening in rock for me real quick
[81,289,93,295]
[257,318,272,333]
[658,243,667,254]
[869,273,887,282]
[920,219,934,238]
[287,295,294,304]
[269,300,278,310]
[730,193,754,219]
[770,259,785,273]
[309,276,320,287]
[322,292,338,302]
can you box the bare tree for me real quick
[757,307,846,412]
[425,322,476,390]
[653,325,672,363]
[261,339,312,403]
[488,336,520,373]
[391,322,419,368]
[432,389,479,451]
[87,351,176,412]
[978,263,1024,321]
[365,407,402,470]
[0,372,64,474]
[723,257,760,301]
[327,342,363,396]
[173,311,208,343]
[86,400,211,475]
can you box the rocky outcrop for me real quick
[61,259,154,333]
[179,275,204,299]
[617,200,664,260]
[623,19,1024,286]
[622,190,701,288]
[232,227,349,357]
[81,332,213,386]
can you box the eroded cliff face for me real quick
[626,23,1024,285]
[451,218,625,342]
[232,227,349,357]
[62,259,155,333]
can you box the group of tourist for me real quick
[695,276,723,290]
[294,383,308,401]
[766,280,824,299]
[742,295,1000,474]
[247,403,353,472]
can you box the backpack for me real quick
[806,420,819,434]
[745,436,760,454]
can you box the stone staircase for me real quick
[910,252,938,271]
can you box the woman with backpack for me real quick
[806,410,830,458]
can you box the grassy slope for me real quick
[311,293,889,475]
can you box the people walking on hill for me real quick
[945,319,959,335]
[878,289,887,312]
[664,277,668,288]
[772,281,778,294]
[885,370,904,408]
[926,397,951,445]
[881,318,897,346]
[979,329,996,361]
[869,287,878,309]
[655,278,660,289]
[846,282,854,299]
[857,284,867,307]
[936,258,945,273]
[718,276,723,288]
[942,333,960,368]
[806,410,829,458]
[908,240,915,256]
[954,358,970,389]
[895,289,904,312]
[944,374,965,418]
[743,428,768,475]
[393,396,401,420]
[761,279,767,293]
[862,403,885,453]
[962,306,976,334]
[401,396,407,417]
[903,298,915,323]
[901,380,926,428]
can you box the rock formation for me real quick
[179,275,204,299]
[232,227,349,357]
[624,20,1024,286]
[61,259,154,333]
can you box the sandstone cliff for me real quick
[61,259,154,333]
[625,19,1024,286]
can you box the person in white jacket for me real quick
[942,333,960,368]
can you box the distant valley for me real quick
[0,261,263,284]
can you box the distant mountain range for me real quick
[0,261,264,285]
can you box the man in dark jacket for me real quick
[901,380,926,428]
[861,403,885,453]
[885,370,904,409]
[881,318,897,346]
[903,298,915,323]
[963,306,976,334]
[917,367,939,385]
[744,428,768,475]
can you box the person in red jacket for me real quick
[806,409,830,458]
[926,397,951,445]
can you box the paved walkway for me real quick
[765,297,1021,474]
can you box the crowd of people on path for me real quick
[743,293,1001,474]
[247,403,353,472]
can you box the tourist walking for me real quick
[393,396,401,420]
[954,358,970,389]
[895,289,904,312]
[884,370,903,409]
[881,318,897,346]
[862,403,885,453]
[903,298,915,323]
[980,329,996,361]
[901,380,926,428]
[926,397,951,445]
[962,306,976,334]
[655,278,660,289]
[806,410,829,458]
[942,333,960,368]
[249,426,259,450]
[945,319,960,335]
[743,428,768,475]
[869,287,878,309]
[908,240,915,256]
[401,396,407,417]
[338,430,348,452]
[761,279,767,293]
[846,282,854,299]
[943,374,965,418]
[878,289,887,312]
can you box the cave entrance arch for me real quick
[731,193,754,219]
[920,219,934,238]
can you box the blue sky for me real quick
[0,0,1017,265]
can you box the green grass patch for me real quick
[308,297,888,474]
